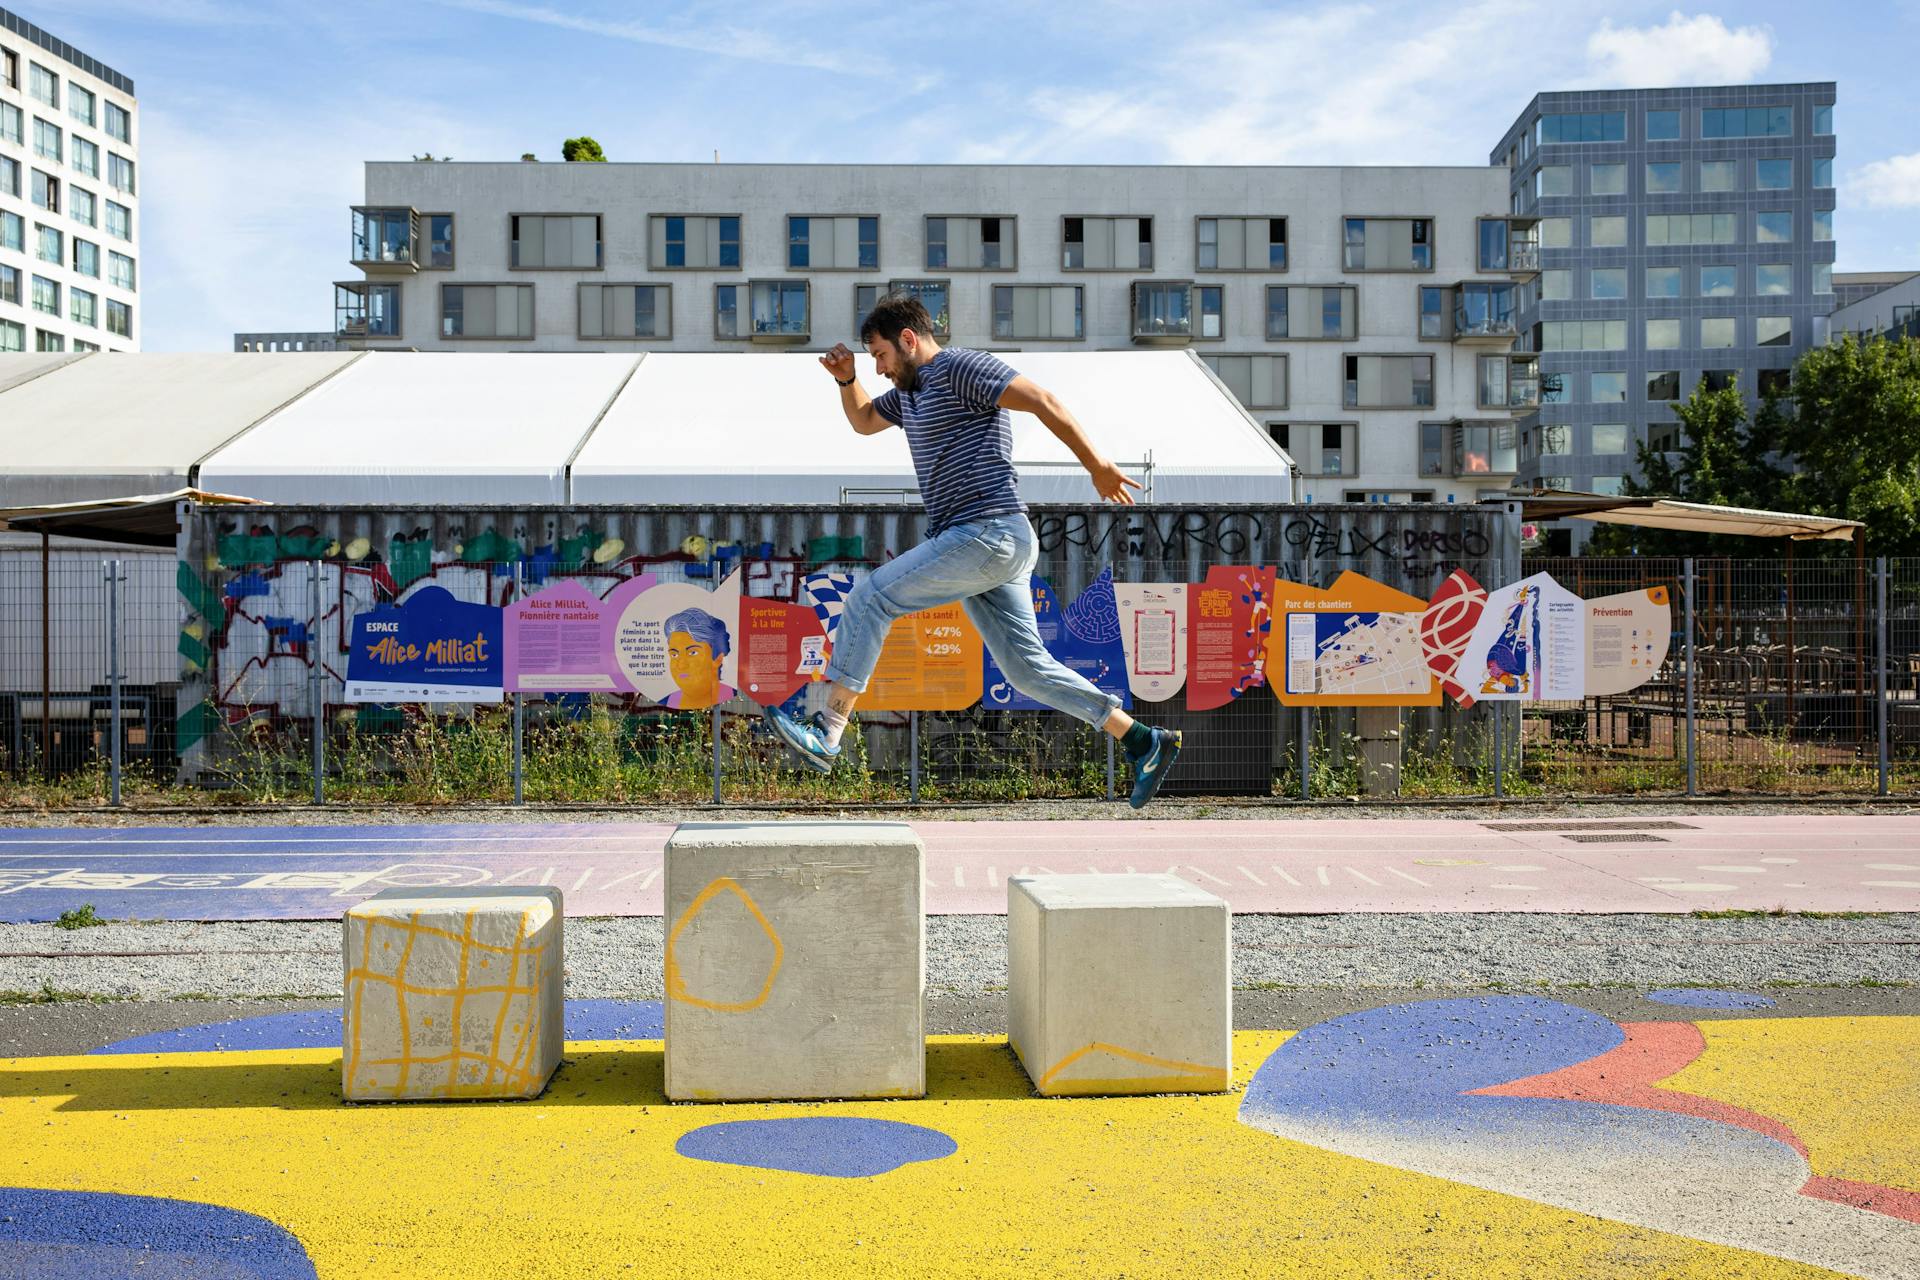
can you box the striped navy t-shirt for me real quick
[872,347,1025,536]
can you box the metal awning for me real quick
[0,489,264,547]
[1512,493,1864,542]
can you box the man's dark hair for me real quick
[860,292,934,347]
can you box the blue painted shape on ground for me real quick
[0,1186,318,1278]
[88,999,667,1055]
[1644,988,1778,1011]
[675,1117,958,1178]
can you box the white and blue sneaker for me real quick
[763,704,841,774]
[1128,727,1182,809]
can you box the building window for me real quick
[1756,316,1791,347]
[1343,218,1431,271]
[1645,266,1680,298]
[1541,269,1571,301]
[715,284,739,337]
[31,274,58,315]
[71,136,98,179]
[1452,422,1517,475]
[1755,264,1791,296]
[106,153,134,195]
[35,223,61,264]
[1477,354,1513,409]
[427,215,455,268]
[1813,263,1833,295]
[578,284,671,339]
[1756,211,1791,244]
[0,263,17,305]
[1813,157,1833,188]
[1756,158,1791,190]
[1590,267,1625,300]
[33,117,60,162]
[0,211,19,252]
[67,83,95,127]
[69,187,95,227]
[35,328,64,352]
[0,154,14,198]
[1646,109,1680,141]
[1278,423,1358,477]
[1813,104,1833,135]
[1539,319,1627,351]
[1541,372,1571,404]
[440,283,534,339]
[70,287,96,328]
[28,62,56,108]
[1590,163,1625,196]
[1590,215,1626,248]
[0,101,18,145]
[351,207,413,265]
[73,238,98,278]
[1265,285,1356,340]
[104,101,131,144]
[1202,354,1286,408]
[1646,319,1682,349]
[1702,370,1737,392]
[749,279,810,339]
[30,169,57,213]
[335,282,399,339]
[1418,286,1446,339]
[1647,212,1737,246]
[1813,209,1833,242]
[1701,317,1736,348]
[1758,368,1792,396]
[1700,265,1736,297]
[1418,422,1446,477]
[854,280,951,339]
[786,215,879,270]
[109,252,135,291]
[1591,371,1627,403]
[1,47,15,90]
[106,201,132,241]
[1539,217,1571,250]
[1700,159,1737,192]
[653,215,741,270]
[927,216,1014,270]
[1538,111,1625,143]
[991,284,1083,339]
[1197,217,1286,270]
[1538,425,1573,457]
[1590,423,1629,454]
[1455,282,1516,337]
[1645,162,1681,194]
[1647,370,1680,401]
[73,340,99,352]
[1536,165,1572,198]
[511,214,603,269]
[1063,216,1153,270]
[1703,106,1790,138]
[0,319,20,353]
[105,299,131,339]
[1344,355,1433,408]
[1130,282,1193,339]
[1591,475,1625,496]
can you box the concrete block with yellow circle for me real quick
[1009,873,1230,1097]
[342,886,565,1103]
[664,822,924,1102]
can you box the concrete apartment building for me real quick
[1490,84,1837,544]
[0,7,138,354]
[335,161,1543,505]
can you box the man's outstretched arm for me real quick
[999,375,1141,504]
[820,343,892,436]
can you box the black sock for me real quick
[1121,721,1155,758]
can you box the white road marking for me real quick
[1345,868,1382,886]
[1863,881,1920,889]
[1867,863,1920,872]
[954,866,966,888]
[570,870,593,893]
[1269,867,1302,887]
[1697,865,1768,874]
[1187,866,1231,886]
[1315,867,1331,887]
[1384,867,1429,887]
[1237,866,1266,886]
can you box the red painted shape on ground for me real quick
[1474,1020,1920,1225]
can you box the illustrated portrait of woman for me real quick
[662,607,735,709]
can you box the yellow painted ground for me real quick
[0,1031,1856,1279]
[1660,1015,1920,1194]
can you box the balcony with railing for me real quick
[749,280,810,343]
[1480,354,1542,412]
[1131,282,1194,344]
[351,207,420,273]
[1477,217,1540,280]
[334,281,399,341]
[1453,281,1519,343]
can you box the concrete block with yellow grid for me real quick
[341,886,565,1102]
[1009,873,1230,1096]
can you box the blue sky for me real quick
[26,0,1920,351]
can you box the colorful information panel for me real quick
[982,570,1132,712]
[1266,571,1440,708]
[858,603,985,712]
[1187,566,1276,711]
[1455,572,1671,703]
[345,587,504,703]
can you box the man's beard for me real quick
[890,350,922,393]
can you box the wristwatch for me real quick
[835,374,856,387]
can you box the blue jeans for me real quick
[824,513,1122,729]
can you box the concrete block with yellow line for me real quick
[341,886,565,1102]
[663,821,925,1102]
[1009,873,1230,1096]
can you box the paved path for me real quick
[2,815,1917,920]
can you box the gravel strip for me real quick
[3,913,1914,1001]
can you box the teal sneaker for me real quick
[764,704,841,774]
[1128,727,1182,809]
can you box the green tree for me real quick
[1585,378,1788,555]
[1782,334,1920,555]
[561,137,607,162]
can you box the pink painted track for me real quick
[3,815,1917,919]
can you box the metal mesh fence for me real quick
[12,506,1915,805]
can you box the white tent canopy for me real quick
[1519,493,1864,542]
[197,352,642,505]
[0,352,362,508]
[571,349,1293,505]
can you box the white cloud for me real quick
[1580,11,1773,87]
[425,0,866,75]
[1847,152,1920,209]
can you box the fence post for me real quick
[710,705,722,806]
[1105,732,1115,802]
[910,710,921,804]
[1298,707,1311,801]
[512,561,525,807]
[310,560,324,806]
[1879,557,1891,798]
[106,560,122,807]
[1684,557,1697,798]
[1492,707,1504,799]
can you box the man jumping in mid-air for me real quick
[763,292,1181,808]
